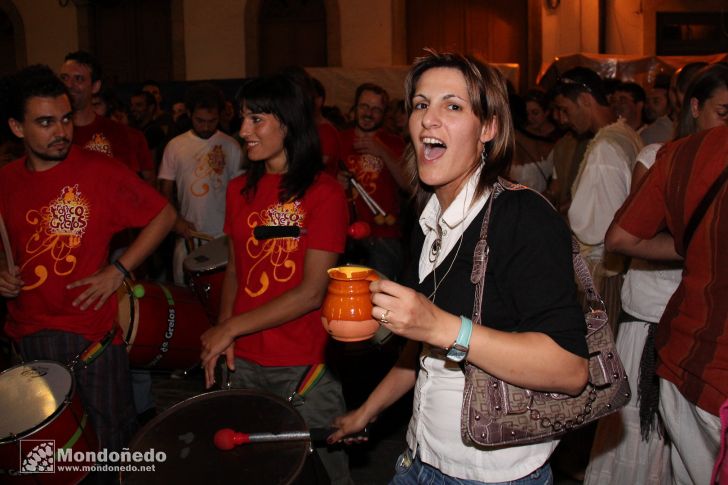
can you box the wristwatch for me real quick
[446,316,473,362]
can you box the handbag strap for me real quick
[469,178,605,330]
[682,163,728,251]
[469,183,500,326]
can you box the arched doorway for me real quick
[245,0,341,77]
[0,0,26,76]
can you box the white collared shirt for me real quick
[568,119,642,271]
[418,169,489,283]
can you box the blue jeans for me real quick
[389,449,553,485]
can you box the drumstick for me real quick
[350,182,377,215]
[350,178,387,216]
[351,178,386,216]
[213,426,369,450]
[189,230,214,241]
[0,211,15,272]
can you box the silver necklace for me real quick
[427,231,464,302]
[428,216,443,263]
[426,183,470,302]
[429,235,442,263]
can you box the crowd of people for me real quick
[0,48,726,485]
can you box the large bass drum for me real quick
[124,389,320,484]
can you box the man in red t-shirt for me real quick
[0,66,175,459]
[339,83,406,280]
[60,50,155,183]
[606,125,728,485]
[311,77,343,176]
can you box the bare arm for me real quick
[353,134,410,192]
[159,178,175,204]
[0,253,22,298]
[630,161,650,194]
[201,241,238,387]
[160,178,196,239]
[217,240,238,325]
[370,280,588,396]
[328,339,419,443]
[200,248,339,386]
[67,203,176,310]
[605,223,681,261]
[375,138,409,192]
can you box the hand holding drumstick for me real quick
[0,212,22,298]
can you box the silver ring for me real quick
[379,309,390,324]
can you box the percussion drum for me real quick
[0,361,98,484]
[124,389,315,484]
[117,281,211,370]
[184,236,229,322]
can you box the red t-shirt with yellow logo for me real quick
[339,128,405,239]
[224,172,348,366]
[73,114,154,174]
[0,147,167,341]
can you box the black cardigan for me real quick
[403,189,589,358]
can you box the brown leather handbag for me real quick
[461,180,631,447]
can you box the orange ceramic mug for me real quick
[321,266,381,342]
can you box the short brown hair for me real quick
[403,49,513,208]
[354,82,389,109]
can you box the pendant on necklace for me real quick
[429,237,441,262]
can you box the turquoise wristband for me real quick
[455,316,473,348]
[446,316,472,362]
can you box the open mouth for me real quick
[422,137,446,161]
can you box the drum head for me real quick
[125,389,309,484]
[183,235,229,273]
[0,361,72,441]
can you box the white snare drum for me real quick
[184,236,229,321]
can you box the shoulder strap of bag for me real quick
[682,163,728,251]
[469,178,605,330]
[469,182,500,326]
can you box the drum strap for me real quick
[288,363,326,404]
[70,326,119,369]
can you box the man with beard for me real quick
[59,50,155,183]
[339,83,406,280]
[158,83,243,284]
[0,65,175,461]
[552,67,643,319]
